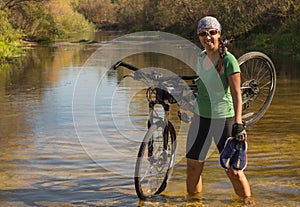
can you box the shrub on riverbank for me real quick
[0,0,94,62]
[6,0,94,42]
[46,0,95,40]
[0,9,23,63]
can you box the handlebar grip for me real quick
[113,61,140,71]
[192,77,200,84]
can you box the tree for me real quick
[0,9,22,62]
[71,0,116,28]
[0,0,49,10]
[114,0,146,31]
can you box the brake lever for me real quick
[123,72,142,81]
[123,74,134,79]
[133,70,144,80]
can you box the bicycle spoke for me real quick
[135,122,176,199]
[139,163,165,195]
[239,52,276,126]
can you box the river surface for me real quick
[0,32,299,207]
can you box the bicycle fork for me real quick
[147,101,170,160]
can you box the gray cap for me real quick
[197,16,222,34]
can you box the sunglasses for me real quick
[198,29,219,37]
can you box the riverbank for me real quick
[1,29,299,69]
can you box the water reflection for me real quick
[0,34,299,206]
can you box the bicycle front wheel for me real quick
[134,121,176,200]
[238,52,276,126]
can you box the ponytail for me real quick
[217,38,227,75]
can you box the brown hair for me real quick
[217,38,227,75]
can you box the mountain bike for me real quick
[112,51,276,200]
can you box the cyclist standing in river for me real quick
[184,16,255,206]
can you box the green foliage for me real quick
[46,0,95,40]
[0,9,23,62]
[0,0,49,10]
[1,0,95,42]
[58,11,95,39]
[111,0,300,56]
[71,0,115,28]
[10,3,58,42]
[3,0,300,43]
[111,0,298,38]
[0,0,95,63]
[278,0,300,34]
[114,0,146,31]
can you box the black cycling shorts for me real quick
[186,115,234,161]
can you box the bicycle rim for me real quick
[134,121,176,200]
[238,52,276,126]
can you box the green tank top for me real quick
[194,51,240,118]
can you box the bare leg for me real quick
[226,169,255,205]
[186,158,204,195]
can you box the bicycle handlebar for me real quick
[113,60,198,122]
[113,61,199,82]
[113,61,139,71]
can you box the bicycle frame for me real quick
[147,83,179,123]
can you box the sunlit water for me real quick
[0,32,299,207]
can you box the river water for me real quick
[0,32,299,207]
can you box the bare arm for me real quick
[228,72,243,124]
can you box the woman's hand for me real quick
[232,123,247,141]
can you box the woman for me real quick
[185,16,255,206]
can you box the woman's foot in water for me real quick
[244,196,255,206]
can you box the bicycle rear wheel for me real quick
[134,121,176,200]
[238,52,276,126]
